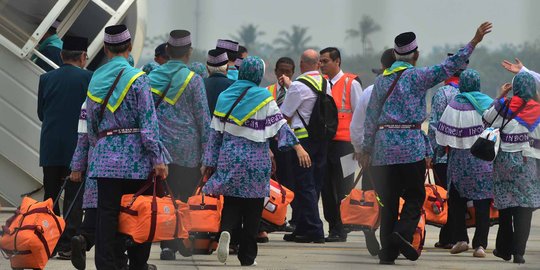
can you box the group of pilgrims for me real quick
[33,19,540,269]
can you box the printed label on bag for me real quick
[264,201,277,213]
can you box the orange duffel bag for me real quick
[340,168,381,232]
[399,198,426,255]
[423,171,448,227]
[184,178,223,254]
[0,197,65,270]
[261,179,294,230]
[119,176,182,244]
[465,200,499,228]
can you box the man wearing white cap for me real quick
[359,22,492,264]
[204,49,235,113]
[216,39,240,80]
[86,24,170,270]
[148,29,211,261]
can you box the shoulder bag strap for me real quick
[155,67,185,108]
[98,68,125,124]
[501,100,528,131]
[221,86,252,126]
[382,70,404,105]
[295,77,328,128]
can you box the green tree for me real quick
[274,25,314,57]
[232,24,265,51]
[347,15,381,56]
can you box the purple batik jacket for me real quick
[362,43,474,166]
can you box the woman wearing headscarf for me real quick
[483,71,540,264]
[436,69,494,258]
[203,56,311,266]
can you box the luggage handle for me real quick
[425,170,446,206]
[271,175,287,204]
[353,167,383,207]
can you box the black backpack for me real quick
[296,77,338,141]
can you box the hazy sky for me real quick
[145,0,540,57]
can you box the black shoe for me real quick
[229,244,239,255]
[257,236,269,243]
[146,264,157,270]
[160,248,176,260]
[434,242,453,249]
[294,235,325,244]
[389,232,419,261]
[493,249,511,261]
[284,223,296,232]
[325,234,347,242]
[71,235,87,270]
[57,250,72,260]
[379,260,395,265]
[513,254,525,264]
[364,230,380,256]
[283,233,296,242]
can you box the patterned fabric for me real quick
[152,73,211,167]
[238,56,264,85]
[189,62,209,78]
[148,60,194,105]
[458,69,480,92]
[363,43,473,166]
[492,151,540,209]
[513,71,536,101]
[447,148,493,200]
[202,124,298,198]
[429,83,459,164]
[142,62,159,74]
[86,76,171,180]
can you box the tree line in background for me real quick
[141,15,540,100]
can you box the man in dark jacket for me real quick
[37,35,92,259]
[34,21,63,71]
[204,49,234,113]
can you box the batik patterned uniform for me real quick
[150,60,210,168]
[71,101,97,209]
[429,83,459,164]
[362,44,473,166]
[86,56,170,180]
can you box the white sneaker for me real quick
[450,241,469,254]
[217,231,230,263]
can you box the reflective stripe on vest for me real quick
[331,73,356,141]
[267,83,278,100]
[298,74,323,92]
[294,128,308,139]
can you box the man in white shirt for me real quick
[280,49,331,243]
[319,47,363,243]
[349,48,395,255]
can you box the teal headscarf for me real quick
[513,71,537,101]
[455,69,493,114]
[214,56,273,125]
[189,62,209,78]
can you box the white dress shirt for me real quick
[280,71,332,129]
[350,84,373,152]
[329,70,363,112]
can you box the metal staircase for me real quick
[0,0,146,208]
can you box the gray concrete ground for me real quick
[1,210,539,270]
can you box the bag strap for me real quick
[161,180,181,238]
[353,167,383,206]
[382,70,404,105]
[486,99,511,127]
[99,68,125,124]
[52,177,69,208]
[63,178,86,220]
[220,87,252,130]
[271,175,287,204]
[501,99,528,131]
[296,77,328,128]
[155,66,185,108]
[425,170,445,204]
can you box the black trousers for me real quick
[269,139,296,225]
[43,166,83,251]
[496,207,534,256]
[291,138,327,238]
[371,160,426,261]
[160,164,201,251]
[433,163,452,245]
[220,196,264,266]
[96,178,152,270]
[447,184,491,248]
[79,208,96,251]
[321,141,355,237]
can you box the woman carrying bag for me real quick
[202,56,310,267]
[482,71,540,264]
[436,69,494,258]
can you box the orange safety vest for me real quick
[267,83,278,100]
[328,73,357,141]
